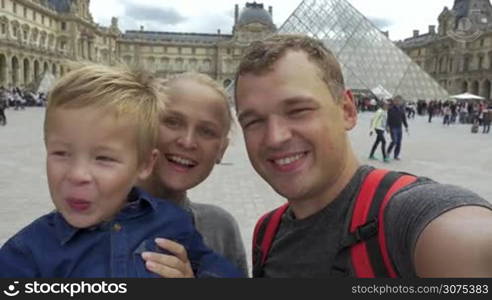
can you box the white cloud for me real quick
[90,0,454,40]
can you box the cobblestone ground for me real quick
[1,107,491,271]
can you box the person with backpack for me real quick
[234,34,492,278]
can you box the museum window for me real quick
[1,0,4,9]
[42,15,44,25]
[61,22,66,31]
[1,24,5,35]
[23,7,27,18]
[33,11,36,22]
[13,2,17,14]
[23,30,27,40]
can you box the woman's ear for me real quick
[138,149,159,181]
[216,137,229,164]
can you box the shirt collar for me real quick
[54,187,159,245]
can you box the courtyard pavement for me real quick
[0,107,491,271]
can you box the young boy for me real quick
[0,64,242,278]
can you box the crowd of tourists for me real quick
[0,86,47,126]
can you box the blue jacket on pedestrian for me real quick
[387,105,408,129]
[0,187,243,278]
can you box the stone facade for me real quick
[0,0,276,89]
[398,0,492,99]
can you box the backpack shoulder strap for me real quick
[350,169,417,278]
[252,203,289,277]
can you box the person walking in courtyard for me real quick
[386,96,408,160]
[483,104,491,134]
[428,101,434,123]
[443,104,451,126]
[0,89,7,126]
[369,100,389,162]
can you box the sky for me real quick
[89,0,455,41]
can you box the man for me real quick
[0,88,7,126]
[234,34,492,277]
[386,96,408,160]
[428,101,435,123]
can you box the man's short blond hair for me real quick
[236,34,345,103]
[158,71,233,135]
[44,64,166,164]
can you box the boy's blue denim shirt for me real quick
[0,187,243,278]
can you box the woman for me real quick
[369,100,389,162]
[139,72,248,277]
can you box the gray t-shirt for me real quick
[181,200,249,277]
[262,165,492,278]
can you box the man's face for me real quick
[45,106,152,228]
[235,50,357,202]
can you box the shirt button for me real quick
[113,223,122,232]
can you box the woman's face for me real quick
[152,79,230,193]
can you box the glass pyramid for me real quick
[279,0,449,101]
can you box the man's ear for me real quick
[342,90,358,130]
[138,149,159,181]
[216,137,229,164]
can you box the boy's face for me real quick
[45,106,152,228]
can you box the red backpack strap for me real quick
[252,203,289,277]
[350,169,417,278]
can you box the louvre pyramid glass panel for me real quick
[280,0,449,100]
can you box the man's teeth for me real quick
[169,155,194,166]
[275,153,304,166]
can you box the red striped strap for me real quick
[259,203,289,265]
[252,210,272,253]
[377,174,417,277]
[350,169,390,277]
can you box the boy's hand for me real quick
[142,238,194,278]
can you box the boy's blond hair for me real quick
[236,34,345,104]
[44,64,166,164]
[158,72,233,135]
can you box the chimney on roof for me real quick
[382,31,389,38]
[269,6,273,17]
[429,25,436,34]
[218,29,221,35]
[413,30,419,37]
[235,4,239,25]
[140,25,144,31]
